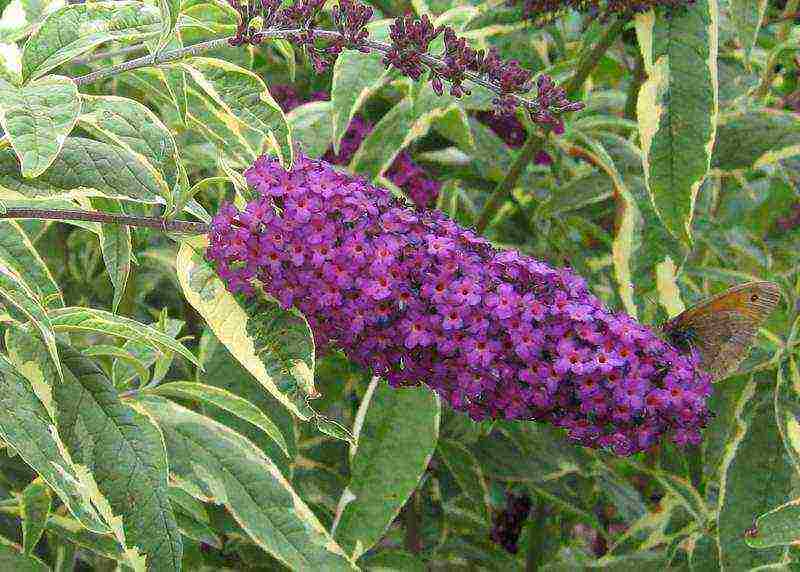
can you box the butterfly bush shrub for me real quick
[0,0,798,568]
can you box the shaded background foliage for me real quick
[0,0,797,570]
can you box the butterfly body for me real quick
[661,281,781,381]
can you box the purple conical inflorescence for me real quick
[206,153,713,456]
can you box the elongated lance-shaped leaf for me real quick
[712,110,800,172]
[717,374,793,570]
[90,198,131,313]
[155,0,180,53]
[46,513,126,562]
[0,353,108,533]
[21,1,161,81]
[0,219,62,308]
[287,101,334,159]
[0,542,49,571]
[730,0,768,63]
[77,94,180,204]
[54,345,182,572]
[0,262,62,382]
[332,377,440,560]
[47,306,200,369]
[0,138,168,204]
[688,533,719,570]
[176,237,316,420]
[135,394,358,570]
[330,19,392,153]
[436,438,491,519]
[19,478,51,555]
[112,318,184,387]
[774,358,800,475]
[635,0,719,244]
[146,381,289,457]
[0,75,80,178]
[180,57,293,167]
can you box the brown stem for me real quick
[474,17,627,234]
[0,208,210,234]
[401,490,422,555]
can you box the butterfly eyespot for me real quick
[750,294,759,301]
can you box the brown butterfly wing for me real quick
[664,281,781,380]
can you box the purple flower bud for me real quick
[490,492,532,554]
[207,154,713,456]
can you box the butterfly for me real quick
[661,281,782,381]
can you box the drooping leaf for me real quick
[155,0,180,52]
[112,318,184,387]
[688,533,719,571]
[0,353,107,533]
[147,381,289,457]
[176,237,316,420]
[135,394,357,570]
[330,19,391,152]
[333,377,440,560]
[46,514,125,562]
[180,57,293,166]
[712,110,800,172]
[21,1,161,81]
[89,198,131,313]
[0,542,49,572]
[0,75,80,178]
[54,344,182,571]
[634,1,719,244]
[0,137,169,204]
[47,306,200,369]
[0,262,61,381]
[717,375,793,569]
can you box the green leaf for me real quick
[717,375,793,569]
[0,352,107,533]
[712,110,800,172]
[0,137,169,204]
[0,219,62,308]
[21,1,161,81]
[287,101,333,159]
[634,1,719,244]
[730,0,768,63]
[54,344,182,571]
[46,514,125,562]
[90,198,131,313]
[147,381,289,458]
[746,498,800,549]
[112,318,183,387]
[333,377,440,560]
[0,75,80,178]
[176,237,315,420]
[313,416,355,446]
[48,306,200,369]
[436,438,490,519]
[83,345,150,388]
[180,57,292,167]
[197,328,296,475]
[775,359,800,476]
[155,0,180,52]
[330,19,391,152]
[688,533,719,571]
[19,478,51,554]
[135,394,357,570]
[77,94,179,204]
[0,262,61,381]
[0,542,49,572]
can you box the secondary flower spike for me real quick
[206,154,713,456]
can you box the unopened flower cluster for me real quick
[509,0,696,24]
[271,84,441,207]
[490,492,532,554]
[207,154,712,456]
[225,0,583,124]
